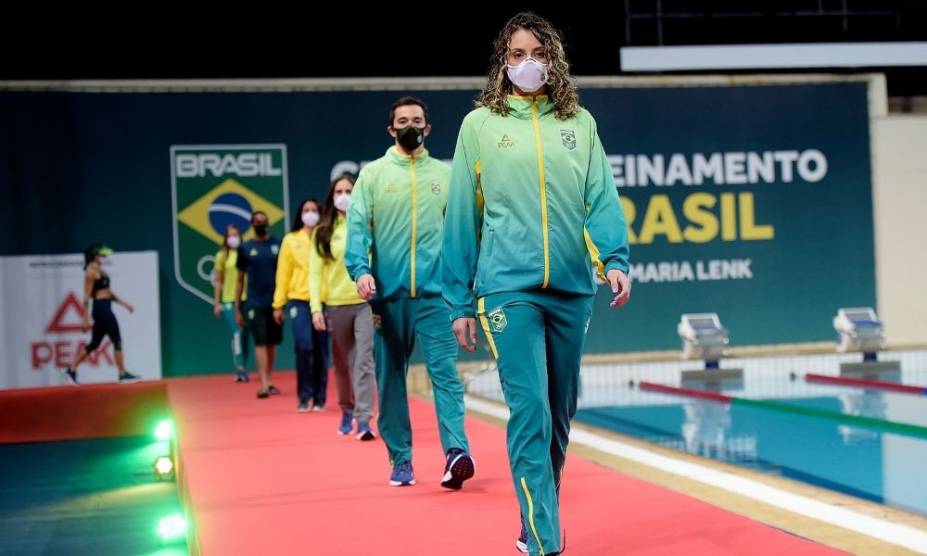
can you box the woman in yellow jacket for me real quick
[310,174,377,439]
[212,224,250,383]
[273,198,329,413]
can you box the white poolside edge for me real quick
[464,395,927,554]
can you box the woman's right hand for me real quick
[452,318,478,353]
[82,319,92,333]
[312,312,327,331]
[213,304,222,318]
[236,311,245,328]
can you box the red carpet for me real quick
[167,373,845,555]
[0,381,169,443]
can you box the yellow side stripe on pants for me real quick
[476,297,499,359]
[520,476,546,554]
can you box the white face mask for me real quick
[302,211,320,227]
[333,193,351,212]
[226,235,241,249]
[506,58,548,93]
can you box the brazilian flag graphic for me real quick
[170,144,289,303]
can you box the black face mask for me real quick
[395,126,425,152]
[253,224,268,237]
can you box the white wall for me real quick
[0,251,162,389]
[872,116,927,344]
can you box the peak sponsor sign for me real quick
[0,252,161,390]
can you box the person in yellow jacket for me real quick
[309,174,377,440]
[273,198,329,412]
[212,224,251,383]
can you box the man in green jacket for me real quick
[346,97,474,489]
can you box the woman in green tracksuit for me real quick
[442,13,631,556]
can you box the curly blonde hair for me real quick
[476,12,580,120]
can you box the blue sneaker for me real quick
[338,411,353,435]
[440,448,475,490]
[389,462,415,486]
[355,420,376,441]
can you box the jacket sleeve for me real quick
[344,169,374,281]
[442,114,483,321]
[272,236,293,309]
[584,116,630,276]
[310,232,328,312]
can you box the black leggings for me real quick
[86,299,122,352]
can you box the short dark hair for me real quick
[389,96,429,127]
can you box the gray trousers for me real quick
[326,303,376,422]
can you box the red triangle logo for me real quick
[46,292,88,334]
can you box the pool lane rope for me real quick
[804,373,927,396]
[638,381,927,439]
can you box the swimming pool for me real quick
[467,349,927,517]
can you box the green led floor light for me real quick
[154,456,175,479]
[154,419,174,441]
[157,514,187,542]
